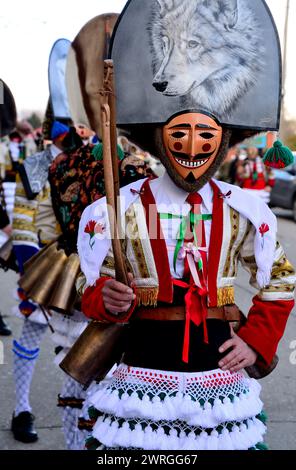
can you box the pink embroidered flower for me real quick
[84,220,97,249]
[94,223,105,235]
[259,223,269,237]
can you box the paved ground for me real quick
[0,208,295,450]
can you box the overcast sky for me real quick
[0,0,295,118]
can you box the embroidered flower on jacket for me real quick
[259,223,269,249]
[94,223,106,235]
[259,223,269,236]
[84,220,97,249]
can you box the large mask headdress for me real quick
[48,38,72,122]
[66,14,119,138]
[109,0,281,192]
[42,38,72,140]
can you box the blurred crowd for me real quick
[216,145,275,204]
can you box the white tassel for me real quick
[100,390,119,415]
[92,416,110,443]
[132,423,145,449]
[143,425,157,450]
[201,401,217,428]
[212,398,225,422]
[103,420,120,448]
[171,391,183,409]
[222,396,235,421]
[206,430,219,450]
[157,427,169,451]
[245,419,257,445]
[114,421,131,448]
[230,424,244,450]
[167,428,179,450]
[233,395,244,421]
[151,395,166,421]
[163,395,178,420]
[182,431,197,450]
[239,422,252,449]
[89,388,105,408]
[196,431,208,450]
[123,391,142,417]
[238,393,251,420]
[255,417,267,435]
[218,428,234,450]
[137,394,152,418]
[178,430,187,449]
[181,394,195,418]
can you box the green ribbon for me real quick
[159,212,212,272]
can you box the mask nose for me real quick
[153,81,168,92]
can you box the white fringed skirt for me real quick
[87,363,266,450]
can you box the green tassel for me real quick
[91,143,125,161]
[88,406,100,420]
[257,410,268,424]
[255,442,269,451]
[85,436,100,450]
[263,140,294,169]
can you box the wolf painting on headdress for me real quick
[149,0,264,117]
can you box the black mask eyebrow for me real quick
[168,124,191,129]
[168,123,219,131]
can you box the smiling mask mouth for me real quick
[174,157,210,168]
[170,149,216,168]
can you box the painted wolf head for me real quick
[148,0,264,118]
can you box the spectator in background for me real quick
[0,202,12,336]
[236,147,274,203]
[216,146,241,184]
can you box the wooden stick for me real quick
[104,60,121,211]
[100,73,129,285]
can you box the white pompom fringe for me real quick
[89,379,262,429]
[92,416,266,451]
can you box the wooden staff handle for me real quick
[104,60,120,209]
[101,102,129,286]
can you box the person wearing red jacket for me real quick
[76,0,295,451]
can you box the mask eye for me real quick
[171,132,186,138]
[200,132,214,139]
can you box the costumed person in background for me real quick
[49,125,159,445]
[0,198,12,336]
[10,120,72,443]
[77,0,295,451]
[216,146,241,184]
[56,12,162,440]
[17,120,37,158]
[2,130,21,224]
[0,79,17,336]
[236,147,275,203]
[0,137,8,179]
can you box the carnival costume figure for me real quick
[77,0,295,451]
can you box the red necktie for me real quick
[174,193,209,363]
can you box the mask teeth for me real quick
[176,158,208,168]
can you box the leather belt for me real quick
[133,304,241,322]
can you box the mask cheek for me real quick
[170,141,183,152]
